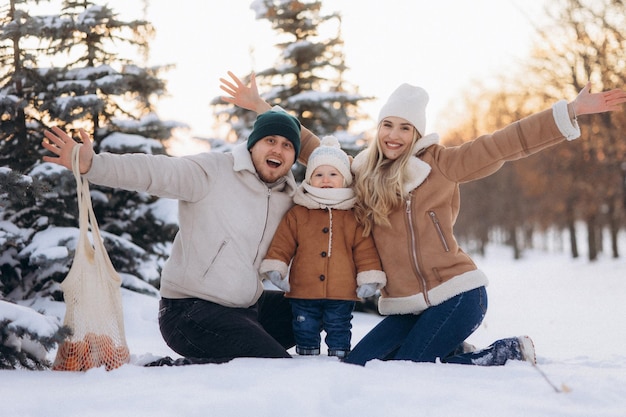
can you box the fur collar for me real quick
[351,133,440,193]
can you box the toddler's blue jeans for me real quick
[290,299,355,353]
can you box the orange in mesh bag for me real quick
[53,144,130,371]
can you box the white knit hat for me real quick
[377,83,429,136]
[305,136,352,186]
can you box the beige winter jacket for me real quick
[84,128,319,308]
[351,102,580,315]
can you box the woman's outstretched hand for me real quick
[219,71,271,114]
[42,127,94,174]
[572,82,626,116]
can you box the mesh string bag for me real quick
[53,144,130,371]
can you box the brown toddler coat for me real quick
[260,205,386,301]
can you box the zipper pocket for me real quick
[203,239,229,277]
[428,211,450,252]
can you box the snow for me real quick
[142,198,178,227]
[20,227,74,261]
[2,244,626,417]
[0,301,62,339]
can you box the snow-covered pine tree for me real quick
[1,0,175,299]
[0,0,179,367]
[0,300,70,370]
[213,0,372,180]
[0,169,47,297]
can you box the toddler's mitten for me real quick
[266,270,290,292]
[356,283,378,299]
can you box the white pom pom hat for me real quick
[377,83,429,136]
[305,136,352,186]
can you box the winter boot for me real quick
[328,349,350,359]
[495,335,536,365]
[517,335,536,364]
[471,336,536,366]
[296,347,320,356]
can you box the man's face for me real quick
[250,135,296,183]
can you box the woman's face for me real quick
[377,116,417,160]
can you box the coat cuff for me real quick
[552,100,580,141]
[259,259,289,278]
[356,270,387,288]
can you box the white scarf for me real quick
[293,182,357,210]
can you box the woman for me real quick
[220,72,626,366]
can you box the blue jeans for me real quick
[290,299,355,352]
[158,290,294,363]
[344,286,490,365]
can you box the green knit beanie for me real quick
[247,110,301,160]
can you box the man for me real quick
[43,104,319,364]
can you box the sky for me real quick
[27,0,553,145]
[3,241,626,416]
[139,0,550,141]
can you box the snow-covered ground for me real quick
[2,243,626,417]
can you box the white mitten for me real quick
[266,270,290,292]
[356,283,378,299]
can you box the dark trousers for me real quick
[158,290,295,363]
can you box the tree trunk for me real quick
[478,227,488,257]
[586,214,598,261]
[610,225,619,259]
[509,226,521,260]
[608,198,620,258]
[568,220,578,259]
[566,202,579,259]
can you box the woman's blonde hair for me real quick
[354,125,421,236]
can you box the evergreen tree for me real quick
[0,300,70,370]
[0,0,181,369]
[254,0,367,133]
[213,0,372,179]
[0,0,56,172]
[1,0,176,303]
[0,168,48,298]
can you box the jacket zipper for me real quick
[254,187,272,263]
[406,195,431,306]
[428,211,450,252]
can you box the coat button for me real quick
[319,275,325,281]
[322,227,329,233]
[321,251,327,257]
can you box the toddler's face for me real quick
[310,165,344,188]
